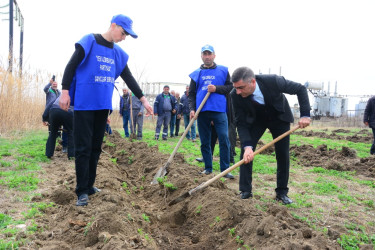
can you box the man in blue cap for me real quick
[188,44,234,179]
[59,14,153,206]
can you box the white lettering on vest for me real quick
[100,64,111,71]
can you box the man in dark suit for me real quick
[230,67,311,204]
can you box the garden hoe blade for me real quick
[151,92,211,184]
[168,125,301,206]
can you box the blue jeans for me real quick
[155,112,171,139]
[122,110,131,137]
[197,111,230,172]
[183,113,196,140]
[170,114,176,136]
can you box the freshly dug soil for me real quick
[23,130,341,249]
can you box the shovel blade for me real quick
[151,162,170,184]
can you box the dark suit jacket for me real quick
[364,96,375,128]
[230,74,311,148]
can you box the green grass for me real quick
[0,131,51,248]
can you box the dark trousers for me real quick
[45,108,74,158]
[211,122,236,163]
[74,110,108,197]
[371,128,375,155]
[239,119,290,195]
[175,117,181,136]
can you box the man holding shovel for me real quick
[231,67,311,204]
[188,44,233,178]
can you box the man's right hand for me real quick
[190,110,195,120]
[59,90,70,111]
[243,146,255,164]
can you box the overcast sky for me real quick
[1,0,374,108]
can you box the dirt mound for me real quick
[26,130,339,249]
[290,144,375,178]
[294,129,373,143]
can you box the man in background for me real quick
[179,86,196,141]
[154,85,176,140]
[174,92,181,137]
[170,90,177,137]
[119,88,131,137]
[130,91,145,140]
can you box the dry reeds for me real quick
[0,62,46,135]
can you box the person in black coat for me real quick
[363,96,375,155]
[230,67,311,204]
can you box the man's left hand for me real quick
[298,117,311,128]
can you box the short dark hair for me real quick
[232,67,255,83]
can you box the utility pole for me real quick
[9,0,13,73]
[1,0,24,74]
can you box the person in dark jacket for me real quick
[231,66,311,204]
[119,88,131,137]
[179,86,196,141]
[43,96,74,159]
[44,76,60,108]
[130,92,144,140]
[154,85,176,140]
[364,96,375,155]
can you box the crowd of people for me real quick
[41,13,375,208]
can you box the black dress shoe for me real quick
[196,157,204,163]
[240,191,253,199]
[276,194,293,205]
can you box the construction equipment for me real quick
[151,92,211,184]
[168,125,300,206]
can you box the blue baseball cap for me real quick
[201,44,215,53]
[111,14,138,39]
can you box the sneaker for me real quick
[162,137,167,141]
[223,173,235,179]
[137,137,142,140]
[76,194,89,206]
[192,139,196,142]
[200,170,212,175]
[88,187,101,196]
[196,158,204,163]
[62,147,67,153]
[154,137,159,140]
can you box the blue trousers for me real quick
[197,111,230,172]
[155,112,171,139]
[183,113,196,140]
[122,110,131,137]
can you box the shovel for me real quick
[151,92,211,184]
[168,124,300,206]
[129,94,137,141]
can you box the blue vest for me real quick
[70,34,129,110]
[189,65,228,112]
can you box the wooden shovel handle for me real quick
[166,92,211,164]
[189,124,300,195]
